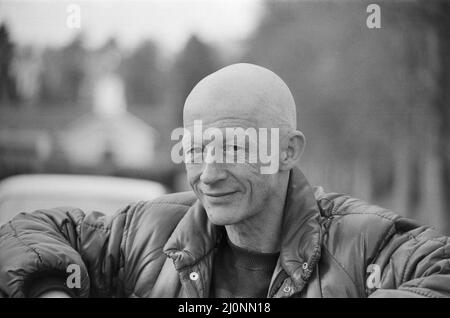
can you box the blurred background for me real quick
[0,0,449,234]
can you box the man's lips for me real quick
[202,191,238,197]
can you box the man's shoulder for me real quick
[131,191,197,221]
[120,191,197,256]
[123,191,197,237]
[312,187,422,250]
[314,186,402,224]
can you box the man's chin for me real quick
[205,208,242,226]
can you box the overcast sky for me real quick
[0,0,263,53]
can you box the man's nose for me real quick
[200,162,227,185]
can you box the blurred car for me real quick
[0,174,167,225]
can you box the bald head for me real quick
[183,63,297,130]
[182,64,305,230]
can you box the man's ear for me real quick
[279,130,305,171]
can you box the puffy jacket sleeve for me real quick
[368,220,450,298]
[0,202,143,298]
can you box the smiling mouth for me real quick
[203,191,237,197]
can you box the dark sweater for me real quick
[211,236,279,298]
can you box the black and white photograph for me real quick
[0,0,450,303]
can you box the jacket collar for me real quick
[163,167,323,287]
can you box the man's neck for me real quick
[224,180,288,254]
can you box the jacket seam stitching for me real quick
[332,211,397,222]
[141,246,165,262]
[371,222,397,265]
[82,222,111,231]
[322,245,360,292]
[399,286,440,298]
[124,247,165,296]
[399,238,431,284]
[7,221,43,263]
[121,202,143,294]
[123,202,142,258]
[81,209,128,233]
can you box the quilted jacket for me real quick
[0,167,449,297]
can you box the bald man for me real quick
[1,64,450,298]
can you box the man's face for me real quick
[184,120,279,226]
[182,63,298,226]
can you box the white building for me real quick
[61,73,157,170]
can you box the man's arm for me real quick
[368,224,450,298]
[0,203,140,297]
